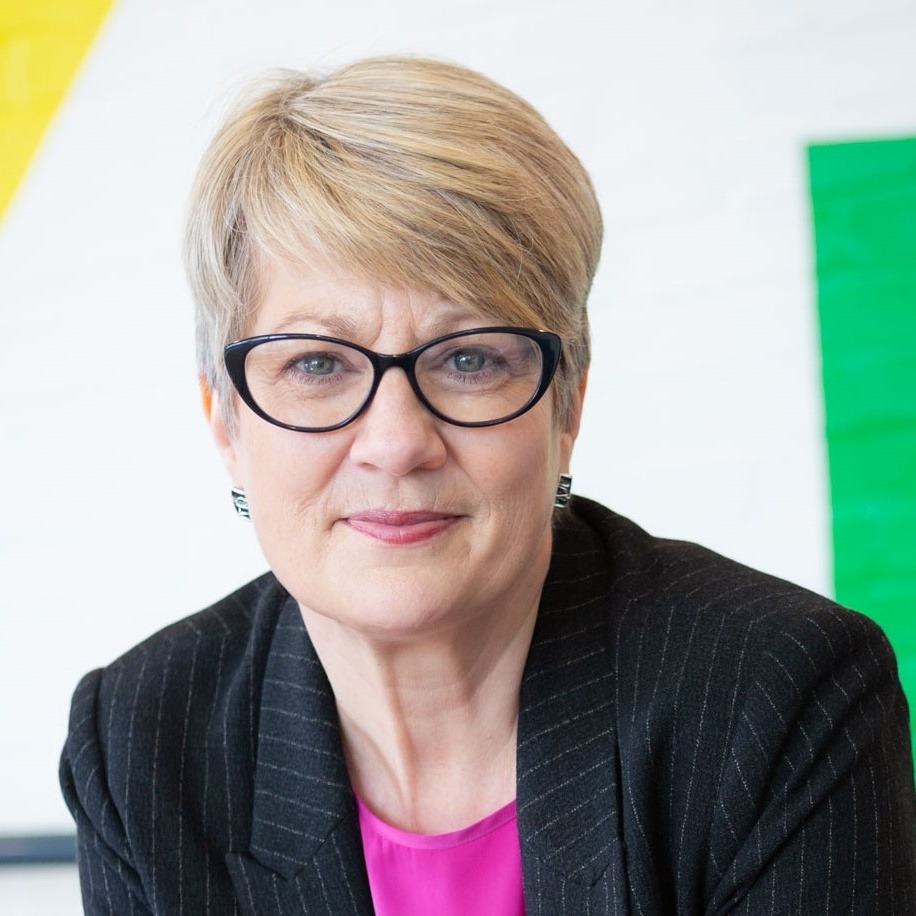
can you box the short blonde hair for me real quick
[184,56,602,424]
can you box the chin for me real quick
[315,597,467,644]
[306,565,480,641]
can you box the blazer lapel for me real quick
[225,599,373,915]
[517,518,630,915]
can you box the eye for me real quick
[450,349,489,373]
[292,353,339,376]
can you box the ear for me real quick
[200,375,241,483]
[559,370,588,471]
[198,374,214,419]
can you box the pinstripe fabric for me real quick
[60,498,916,914]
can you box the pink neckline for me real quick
[355,796,517,850]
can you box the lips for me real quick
[344,510,460,545]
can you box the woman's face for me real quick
[211,256,584,642]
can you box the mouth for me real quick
[343,510,462,545]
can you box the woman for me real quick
[61,56,915,914]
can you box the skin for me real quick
[208,255,585,833]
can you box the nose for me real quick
[348,367,447,476]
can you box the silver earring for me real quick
[231,487,250,519]
[554,473,573,508]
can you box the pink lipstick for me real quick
[344,510,459,545]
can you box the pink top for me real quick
[356,797,525,916]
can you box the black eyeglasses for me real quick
[224,327,562,432]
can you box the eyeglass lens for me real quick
[240,331,546,429]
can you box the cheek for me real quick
[472,416,563,522]
[235,422,350,530]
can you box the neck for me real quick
[299,573,543,834]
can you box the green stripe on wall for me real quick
[809,136,916,760]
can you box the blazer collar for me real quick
[516,512,623,901]
[226,598,373,914]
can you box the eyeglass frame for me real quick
[223,326,563,433]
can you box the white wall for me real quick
[1,0,915,860]
[0,866,80,916]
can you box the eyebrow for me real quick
[270,311,363,340]
[268,305,484,345]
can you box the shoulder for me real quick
[550,496,905,761]
[550,499,914,907]
[119,571,285,656]
[111,570,284,676]
[60,574,295,907]
[554,495,891,663]
[61,572,290,811]
[82,572,287,714]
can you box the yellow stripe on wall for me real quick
[0,0,116,220]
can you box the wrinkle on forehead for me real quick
[253,255,487,348]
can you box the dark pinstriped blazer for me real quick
[61,498,916,914]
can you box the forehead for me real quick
[250,255,486,344]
